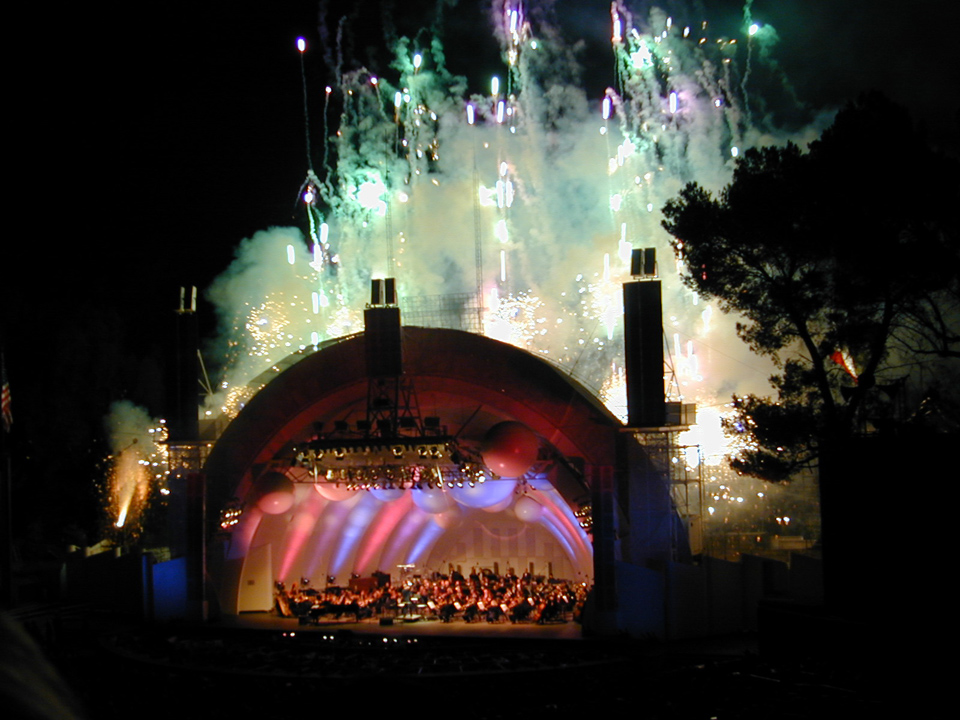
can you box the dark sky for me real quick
[11,0,960,389]
[5,0,958,535]
[55,0,960,291]
[33,0,960,298]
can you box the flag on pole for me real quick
[1,354,11,432]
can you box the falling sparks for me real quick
[599,362,628,423]
[199,4,809,483]
[484,292,546,349]
[221,384,257,419]
[244,299,292,358]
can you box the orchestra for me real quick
[273,567,589,626]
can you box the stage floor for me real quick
[219,611,584,639]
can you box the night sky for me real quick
[48,0,960,292]
[5,0,958,540]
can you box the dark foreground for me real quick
[13,608,884,719]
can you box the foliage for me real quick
[662,93,959,480]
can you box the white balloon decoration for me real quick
[411,485,452,513]
[314,483,358,502]
[449,478,517,509]
[514,495,544,522]
[255,472,295,515]
[434,506,463,529]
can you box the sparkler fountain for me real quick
[103,402,168,541]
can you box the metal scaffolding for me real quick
[633,430,704,559]
[400,292,483,334]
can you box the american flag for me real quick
[1,354,11,432]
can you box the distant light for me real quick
[286,245,296,265]
[731,146,739,157]
[491,76,500,96]
[669,91,678,114]
[413,53,422,69]
[749,23,760,36]
[297,38,306,53]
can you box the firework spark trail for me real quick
[297,37,313,173]
[204,3,820,459]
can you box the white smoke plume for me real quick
[202,2,827,442]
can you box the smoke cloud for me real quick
[202,3,826,433]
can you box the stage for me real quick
[219,610,584,640]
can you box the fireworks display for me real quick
[106,2,827,553]
[207,3,821,420]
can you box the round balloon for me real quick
[314,483,358,502]
[450,478,517,509]
[481,422,539,478]
[255,472,295,515]
[482,494,516,513]
[514,495,544,522]
[434,506,463,529]
[411,485,452,514]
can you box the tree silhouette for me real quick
[662,92,959,480]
